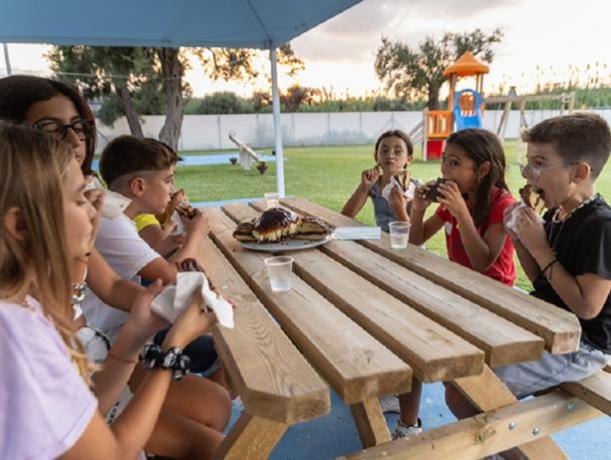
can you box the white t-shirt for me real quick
[82,213,160,341]
[0,297,97,459]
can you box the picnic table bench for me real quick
[198,197,611,459]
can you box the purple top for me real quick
[0,297,97,459]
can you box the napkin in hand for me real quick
[151,272,235,329]
[506,202,544,232]
[381,176,416,201]
[84,176,131,219]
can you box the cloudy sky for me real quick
[2,0,610,98]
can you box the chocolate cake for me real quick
[252,207,300,242]
[293,216,331,241]
[232,220,257,242]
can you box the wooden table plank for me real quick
[280,197,581,355]
[197,235,330,424]
[320,239,544,368]
[204,208,413,404]
[224,204,484,382]
[250,200,544,369]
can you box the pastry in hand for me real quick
[157,189,185,225]
[422,178,448,203]
[519,184,545,214]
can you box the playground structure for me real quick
[228,131,268,174]
[415,51,576,161]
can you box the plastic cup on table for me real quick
[388,221,410,249]
[264,192,280,209]
[264,256,294,292]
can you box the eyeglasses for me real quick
[519,162,576,181]
[34,119,93,142]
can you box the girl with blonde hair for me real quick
[0,124,223,459]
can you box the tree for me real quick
[47,44,305,149]
[47,46,159,137]
[375,28,503,110]
[280,84,319,112]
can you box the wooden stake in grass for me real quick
[257,162,268,174]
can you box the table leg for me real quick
[350,397,392,447]
[453,365,568,459]
[213,412,288,459]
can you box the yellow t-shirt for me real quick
[133,214,160,232]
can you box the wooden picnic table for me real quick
[197,197,610,459]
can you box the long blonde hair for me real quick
[0,123,89,380]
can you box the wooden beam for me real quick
[453,366,568,459]
[340,391,600,460]
[213,413,288,460]
[562,371,611,416]
[350,397,392,447]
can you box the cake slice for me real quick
[294,216,331,241]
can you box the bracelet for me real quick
[107,352,138,365]
[139,343,191,381]
[541,258,559,276]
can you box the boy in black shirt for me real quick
[445,113,611,452]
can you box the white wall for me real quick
[96,109,611,152]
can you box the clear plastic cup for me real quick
[264,192,280,209]
[264,256,294,292]
[388,221,410,249]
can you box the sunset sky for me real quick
[2,0,609,98]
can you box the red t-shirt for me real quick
[435,187,516,286]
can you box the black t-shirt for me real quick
[532,195,611,353]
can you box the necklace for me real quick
[551,193,598,223]
[549,193,598,250]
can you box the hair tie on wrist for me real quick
[541,258,559,276]
[139,343,191,380]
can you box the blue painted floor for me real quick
[91,153,277,170]
[226,382,611,459]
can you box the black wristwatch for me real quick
[140,343,191,381]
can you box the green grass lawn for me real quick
[176,141,611,290]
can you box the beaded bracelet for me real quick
[139,343,191,381]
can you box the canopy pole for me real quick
[3,43,12,76]
[269,47,285,197]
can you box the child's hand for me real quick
[388,186,409,219]
[412,181,436,212]
[122,280,169,343]
[503,202,522,241]
[437,181,469,220]
[164,290,218,349]
[360,166,380,191]
[156,233,184,258]
[84,176,104,239]
[513,206,548,254]
[160,221,177,238]
[184,210,209,236]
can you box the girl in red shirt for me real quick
[392,128,516,439]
